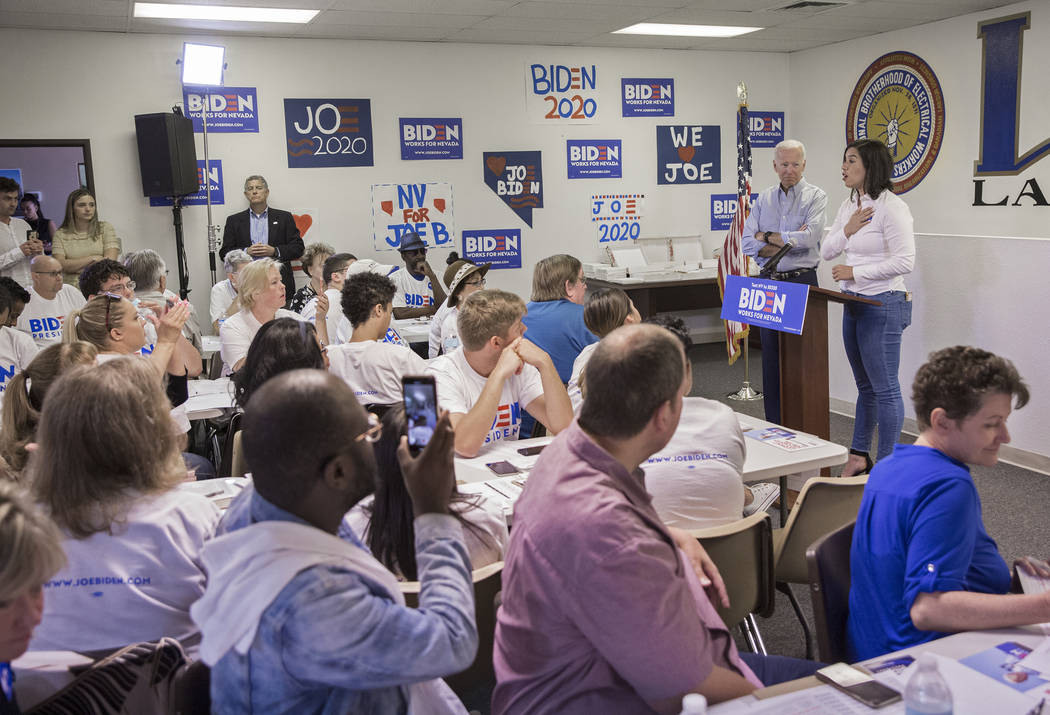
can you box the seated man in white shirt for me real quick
[426,289,573,458]
[124,249,203,353]
[302,252,354,343]
[17,255,86,347]
[326,271,428,406]
[391,232,446,320]
[210,249,251,332]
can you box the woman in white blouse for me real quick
[821,139,916,476]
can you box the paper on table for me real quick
[1017,638,1050,680]
[871,654,1040,714]
[708,683,902,714]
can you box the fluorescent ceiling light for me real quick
[614,23,761,38]
[134,2,319,23]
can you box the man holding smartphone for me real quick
[426,290,573,458]
[0,178,43,290]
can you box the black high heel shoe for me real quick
[848,448,874,475]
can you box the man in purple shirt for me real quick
[494,324,820,713]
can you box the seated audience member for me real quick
[0,481,67,713]
[77,258,132,300]
[567,287,641,410]
[428,252,466,358]
[327,272,427,406]
[219,258,315,374]
[302,252,354,342]
[427,290,573,458]
[232,318,327,410]
[28,358,220,652]
[0,342,98,479]
[17,256,86,347]
[437,259,490,356]
[124,249,203,352]
[191,370,476,713]
[494,324,821,713]
[847,345,1049,661]
[0,286,39,409]
[210,249,251,331]
[643,316,778,526]
[391,232,447,320]
[521,254,597,383]
[289,241,335,314]
[344,405,507,579]
[0,278,29,327]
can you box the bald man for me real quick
[17,254,86,347]
[193,370,477,713]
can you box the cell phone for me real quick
[402,375,438,456]
[815,663,901,708]
[485,460,520,476]
[517,445,546,457]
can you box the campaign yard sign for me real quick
[621,78,674,117]
[399,118,463,160]
[284,98,373,168]
[748,111,785,148]
[371,183,454,251]
[483,151,543,227]
[526,61,599,123]
[183,85,259,132]
[710,193,758,231]
[462,229,522,270]
[149,160,223,206]
[591,194,644,244]
[657,125,721,185]
[720,275,810,335]
[567,140,622,179]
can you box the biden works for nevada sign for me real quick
[720,275,810,335]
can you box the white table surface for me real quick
[392,317,432,344]
[201,334,221,355]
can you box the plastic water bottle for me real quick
[904,652,953,714]
[678,693,707,714]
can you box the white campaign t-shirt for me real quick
[427,347,544,445]
[428,299,453,358]
[327,339,428,405]
[30,488,221,652]
[344,492,508,578]
[300,288,342,344]
[0,217,33,289]
[566,341,599,413]
[209,279,237,324]
[391,268,434,309]
[17,284,87,348]
[219,307,304,375]
[439,308,462,355]
[643,397,747,530]
[0,326,40,408]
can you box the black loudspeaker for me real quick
[134,112,199,197]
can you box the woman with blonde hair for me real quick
[51,189,121,287]
[0,481,66,711]
[27,358,220,652]
[0,342,98,479]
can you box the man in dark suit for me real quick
[219,175,304,305]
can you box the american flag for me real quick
[716,103,753,364]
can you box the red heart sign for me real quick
[380,200,394,216]
[677,146,695,163]
[293,213,313,237]
[433,199,446,213]
[486,155,507,176]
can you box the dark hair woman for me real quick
[232,317,327,409]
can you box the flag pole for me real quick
[727,326,762,401]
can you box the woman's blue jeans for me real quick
[842,290,912,461]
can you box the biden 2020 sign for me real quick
[720,275,810,335]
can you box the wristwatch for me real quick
[763,231,773,242]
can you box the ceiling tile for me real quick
[294,24,458,40]
[1,0,125,15]
[468,15,622,33]
[499,1,656,22]
[444,26,599,44]
[3,10,127,30]
[326,0,514,12]
[315,10,485,28]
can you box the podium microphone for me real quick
[759,243,793,279]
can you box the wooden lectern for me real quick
[777,286,881,440]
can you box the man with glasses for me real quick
[17,255,86,347]
[78,258,135,300]
[391,232,446,320]
[196,370,476,713]
[219,175,304,306]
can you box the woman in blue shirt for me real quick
[847,345,1049,661]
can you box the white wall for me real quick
[790,0,1050,463]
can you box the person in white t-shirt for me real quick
[17,255,86,347]
[0,178,43,289]
[220,258,317,374]
[28,357,220,653]
[0,284,40,411]
[391,231,446,320]
[210,249,251,332]
[302,252,353,346]
[327,271,427,406]
[437,258,490,357]
[427,289,573,457]
[567,287,642,412]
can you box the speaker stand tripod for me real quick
[170,196,191,300]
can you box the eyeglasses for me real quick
[464,277,486,288]
[93,292,123,331]
[32,270,62,278]
[354,412,383,443]
[104,280,135,293]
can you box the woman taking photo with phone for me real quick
[821,139,915,476]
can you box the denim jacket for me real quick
[207,488,476,714]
